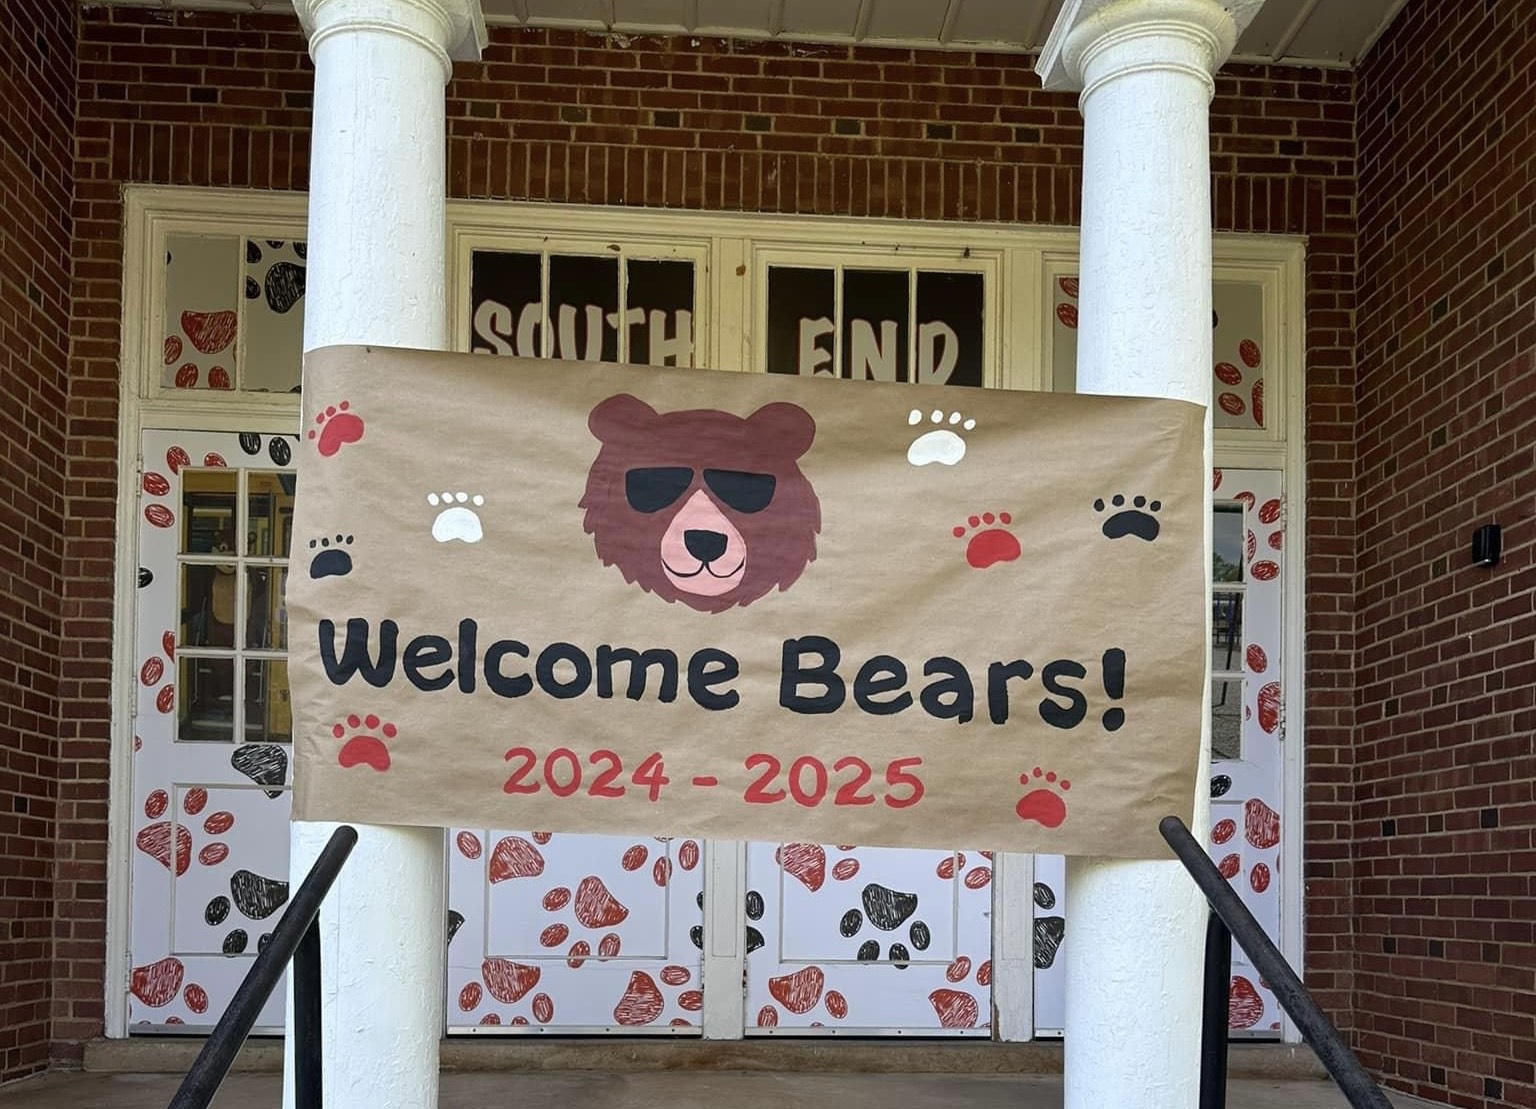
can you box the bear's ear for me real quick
[746,402,817,460]
[588,393,658,442]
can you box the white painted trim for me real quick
[1276,236,1308,1045]
[992,851,1034,1040]
[103,189,151,1040]
[712,237,749,374]
[700,840,747,1038]
[1002,246,1046,393]
[447,197,1087,254]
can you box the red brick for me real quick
[0,0,76,1083]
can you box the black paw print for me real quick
[1033,880,1065,969]
[204,870,289,957]
[1095,494,1162,542]
[690,890,766,954]
[308,534,354,579]
[840,883,927,968]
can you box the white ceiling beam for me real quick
[767,0,785,36]
[1270,0,1322,61]
[684,0,699,32]
[852,0,873,41]
[603,0,616,28]
[1023,0,1057,49]
[513,0,529,24]
[938,0,962,44]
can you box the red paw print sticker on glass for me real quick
[1015,766,1070,829]
[332,713,397,771]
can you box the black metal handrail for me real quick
[167,824,359,1109]
[1161,816,1393,1109]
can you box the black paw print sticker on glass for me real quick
[1095,494,1161,541]
[840,883,925,968]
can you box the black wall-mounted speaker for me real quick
[1472,523,1501,567]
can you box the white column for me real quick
[1037,2,1263,1107]
[284,2,484,1108]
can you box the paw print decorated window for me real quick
[468,249,696,366]
[764,265,986,386]
[1048,273,1271,432]
[159,235,307,395]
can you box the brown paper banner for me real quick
[287,345,1206,857]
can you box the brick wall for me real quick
[1353,0,1536,1105]
[0,0,75,1087]
[60,8,1358,1057]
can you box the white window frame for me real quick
[110,185,1306,1044]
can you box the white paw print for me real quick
[906,409,976,467]
[427,491,485,544]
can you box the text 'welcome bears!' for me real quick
[317,616,1132,731]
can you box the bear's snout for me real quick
[659,489,747,598]
[684,529,728,563]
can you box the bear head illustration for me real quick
[579,393,821,613]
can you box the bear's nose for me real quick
[684,529,728,564]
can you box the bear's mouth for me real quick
[663,557,745,582]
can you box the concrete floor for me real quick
[0,1072,1440,1109]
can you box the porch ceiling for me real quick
[89,0,1408,68]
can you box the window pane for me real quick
[178,655,236,743]
[244,660,292,744]
[626,259,695,367]
[245,472,295,558]
[1212,592,1243,675]
[242,239,307,393]
[842,269,909,383]
[244,568,287,650]
[766,266,835,377]
[1050,274,1080,392]
[163,234,239,391]
[916,271,984,387]
[1213,282,1265,429]
[181,469,239,555]
[1213,505,1244,582]
[179,564,239,649]
[469,250,542,357]
[1211,678,1242,760]
[549,255,619,362]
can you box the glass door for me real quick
[127,430,299,1030]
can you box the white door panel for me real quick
[744,842,992,1034]
[446,831,705,1031]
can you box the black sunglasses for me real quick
[625,467,777,515]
